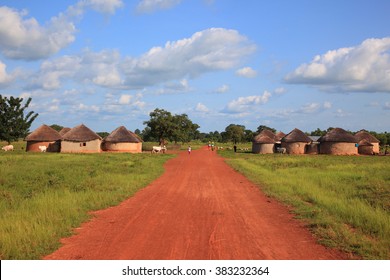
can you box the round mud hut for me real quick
[61,124,102,153]
[252,129,277,154]
[281,128,312,154]
[102,126,142,153]
[355,130,380,154]
[25,124,62,152]
[357,139,374,155]
[318,128,358,155]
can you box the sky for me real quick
[0,0,389,134]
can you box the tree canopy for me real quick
[143,108,200,144]
[0,95,38,144]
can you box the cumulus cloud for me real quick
[235,66,257,78]
[195,103,209,113]
[0,60,15,87]
[285,37,390,93]
[122,28,256,87]
[214,84,229,93]
[136,0,182,14]
[0,1,123,60]
[223,91,271,113]
[295,102,332,114]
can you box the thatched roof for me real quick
[282,128,311,143]
[62,124,102,142]
[275,131,286,141]
[128,130,143,142]
[355,130,380,143]
[59,127,71,136]
[253,129,277,144]
[104,126,141,143]
[358,139,373,146]
[318,128,357,143]
[25,124,62,141]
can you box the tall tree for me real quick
[0,95,38,144]
[143,108,176,145]
[172,114,200,143]
[256,125,276,133]
[223,124,245,144]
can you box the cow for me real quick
[152,145,167,153]
[1,145,14,151]
[276,147,286,154]
[38,146,47,152]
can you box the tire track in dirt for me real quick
[44,147,347,260]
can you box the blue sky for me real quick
[1,0,389,134]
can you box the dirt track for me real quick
[45,147,347,260]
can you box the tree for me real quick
[50,124,63,132]
[256,125,276,133]
[143,108,200,144]
[223,124,246,144]
[0,95,38,144]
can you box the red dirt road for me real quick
[45,147,346,260]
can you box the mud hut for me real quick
[318,128,358,155]
[281,128,311,154]
[252,129,277,154]
[102,126,142,153]
[61,124,102,153]
[355,130,380,154]
[25,124,62,152]
[357,140,374,155]
[275,131,286,141]
[306,136,320,155]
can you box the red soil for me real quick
[44,146,347,260]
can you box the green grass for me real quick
[219,150,390,259]
[0,147,174,259]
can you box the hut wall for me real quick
[61,139,101,153]
[252,143,274,154]
[103,142,142,153]
[372,143,380,154]
[281,142,307,154]
[320,142,358,155]
[305,143,319,155]
[26,141,60,152]
[358,145,373,155]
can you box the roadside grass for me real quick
[219,151,390,259]
[0,150,174,259]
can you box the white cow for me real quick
[38,145,47,152]
[276,147,286,154]
[152,145,167,153]
[1,145,14,151]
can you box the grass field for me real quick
[219,150,390,259]
[0,143,174,259]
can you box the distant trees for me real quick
[50,124,63,132]
[0,95,38,144]
[222,124,246,144]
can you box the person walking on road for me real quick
[188,146,191,155]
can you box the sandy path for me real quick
[45,147,346,260]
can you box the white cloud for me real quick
[223,91,271,113]
[235,67,257,78]
[122,28,256,87]
[0,60,15,87]
[274,87,286,95]
[323,101,332,109]
[384,102,390,110]
[285,37,390,93]
[136,0,182,14]
[195,103,209,113]
[119,94,132,105]
[214,84,229,93]
[0,1,123,60]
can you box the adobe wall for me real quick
[103,142,142,153]
[320,142,358,155]
[26,141,60,152]
[252,143,274,154]
[281,142,307,154]
[305,143,319,155]
[358,145,373,155]
[61,139,101,153]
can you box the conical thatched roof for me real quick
[318,128,357,143]
[59,127,71,136]
[25,124,62,141]
[275,131,286,141]
[355,130,380,143]
[62,124,102,142]
[282,128,311,143]
[128,130,143,142]
[253,129,277,144]
[104,126,141,143]
[358,139,373,146]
